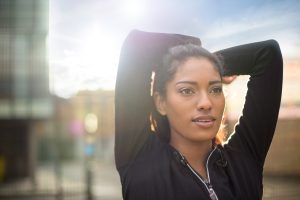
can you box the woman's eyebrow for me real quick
[175,80,222,86]
[175,81,197,85]
[209,80,222,85]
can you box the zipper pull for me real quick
[207,183,218,200]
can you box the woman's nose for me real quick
[196,92,212,111]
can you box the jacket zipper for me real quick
[178,148,219,200]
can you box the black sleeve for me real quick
[114,30,201,170]
[215,40,283,164]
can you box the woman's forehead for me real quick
[174,57,221,80]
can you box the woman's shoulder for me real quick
[120,135,171,181]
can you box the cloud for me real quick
[205,1,299,37]
[201,0,300,58]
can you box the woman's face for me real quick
[155,57,225,144]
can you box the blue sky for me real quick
[49,0,300,97]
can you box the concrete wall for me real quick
[227,117,300,176]
[264,119,300,176]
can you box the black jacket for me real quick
[115,30,283,200]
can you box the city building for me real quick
[0,0,50,182]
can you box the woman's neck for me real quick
[170,138,213,179]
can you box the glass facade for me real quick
[0,0,51,185]
[0,0,51,119]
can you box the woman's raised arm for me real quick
[216,40,283,164]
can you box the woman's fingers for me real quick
[222,75,238,84]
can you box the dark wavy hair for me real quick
[151,43,225,143]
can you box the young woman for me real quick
[115,30,283,200]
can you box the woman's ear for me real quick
[153,92,167,116]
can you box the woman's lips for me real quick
[192,116,216,128]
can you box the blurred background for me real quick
[0,0,299,199]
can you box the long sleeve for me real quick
[115,30,201,170]
[215,40,283,164]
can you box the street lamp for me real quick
[84,113,98,200]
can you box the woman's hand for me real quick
[222,75,238,84]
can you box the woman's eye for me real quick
[179,88,194,95]
[210,87,223,94]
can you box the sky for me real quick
[49,0,300,98]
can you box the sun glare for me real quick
[122,0,145,20]
[50,25,119,98]
[49,0,147,98]
[83,29,114,71]
[80,27,119,89]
